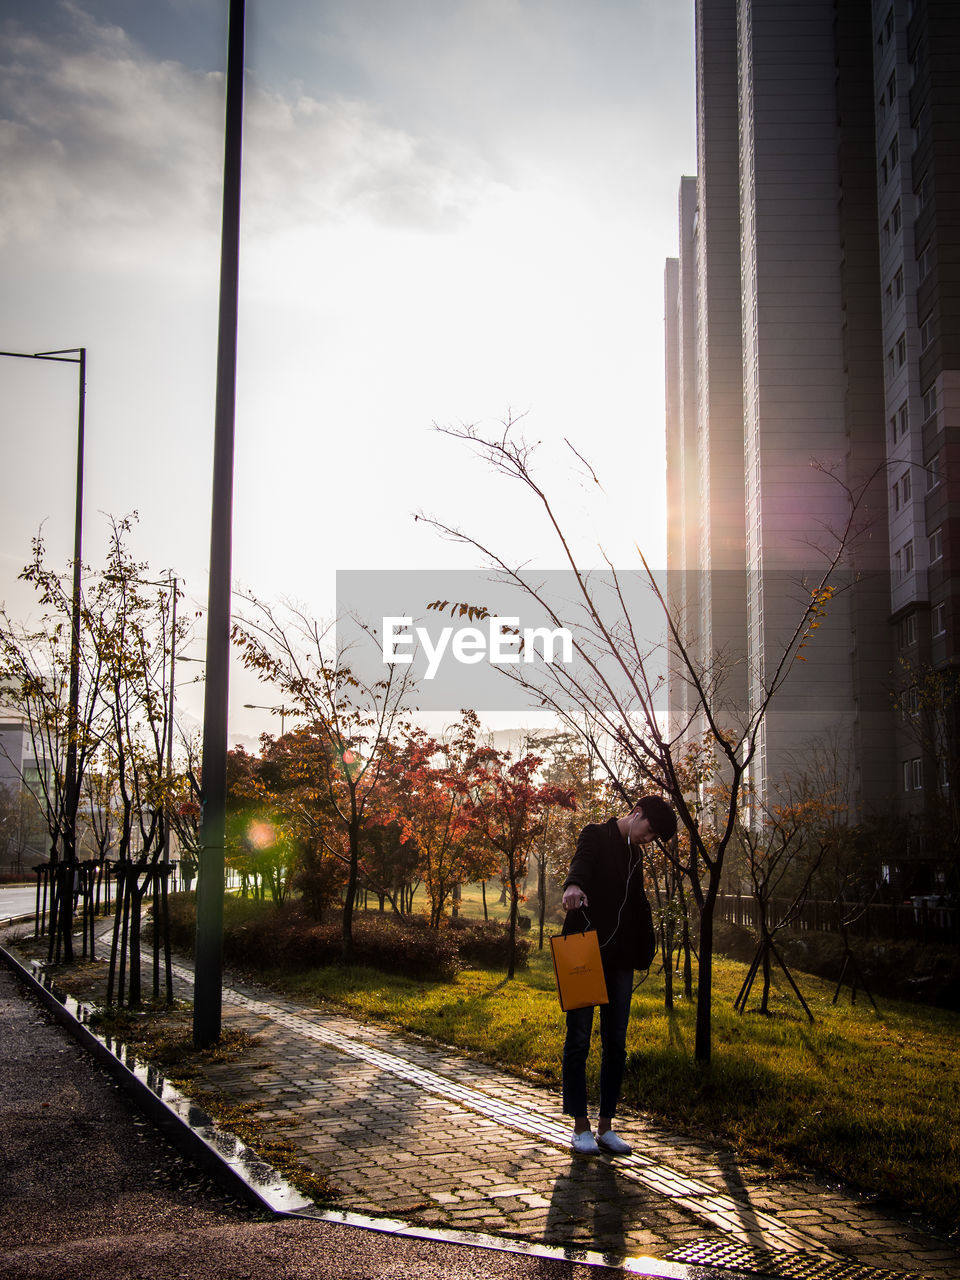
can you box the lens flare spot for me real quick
[247,819,276,850]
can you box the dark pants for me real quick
[561,965,634,1120]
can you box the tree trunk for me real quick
[507,879,518,980]
[694,878,720,1062]
[128,885,143,1009]
[537,859,546,950]
[662,918,674,1011]
[341,822,360,962]
[106,864,126,1005]
[760,937,772,1014]
[161,862,173,1004]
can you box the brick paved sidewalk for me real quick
[163,960,958,1280]
[3,917,957,1280]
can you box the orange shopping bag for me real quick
[549,930,609,1011]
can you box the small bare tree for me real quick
[730,783,836,1020]
[419,419,872,1061]
[0,534,109,962]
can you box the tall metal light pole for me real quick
[0,346,85,961]
[194,0,246,1048]
[160,574,178,1002]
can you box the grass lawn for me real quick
[268,933,960,1228]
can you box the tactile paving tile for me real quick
[664,1238,924,1280]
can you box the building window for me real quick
[904,758,923,791]
[920,313,934,351]
[887,72,897,105]
[901,470,912,504]
[926,453,940,491]
[917,174,929,210]
[903,686,921,718]
[904,540,914,573]
[928,525,943,563]
[898,612,918,648]
[897,402,909,439]
[932,602,946,636]
[880,157,889,188]
[894,266,904,300]
[885,7,894,41]
[918,241,932,282]
[896,334,907,367]
[893,200,902,232]
[890,136,899,168]
[892,482,900,512]
[922,384,938,420]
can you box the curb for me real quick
[0,941,313,1216]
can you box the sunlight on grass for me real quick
[270,944,960,1224]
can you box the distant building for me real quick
[0,717,46,873]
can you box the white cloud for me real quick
[242,89,499,235]
[0,19,222,259]
[0,7,505,271]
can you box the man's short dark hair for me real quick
[633,794,677,841]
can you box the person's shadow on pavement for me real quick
[544,1156,628,1259]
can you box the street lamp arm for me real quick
[0,348,84,364]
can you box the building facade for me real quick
[666,0,959,878]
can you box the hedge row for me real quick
[166,894,530,981]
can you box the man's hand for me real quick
[562,885,588,911]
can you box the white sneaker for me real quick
[597,1130,632,1155]
[571,1128,600,1155]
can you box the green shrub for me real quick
[450,919,532,969]
[351,915,462,980]
[166,893,462,980]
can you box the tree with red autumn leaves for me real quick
[383,711,495,927]
[462,745,576,978]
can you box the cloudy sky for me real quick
[0,0,695,740]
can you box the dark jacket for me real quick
[561,817,656,972]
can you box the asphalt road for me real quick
[0,884,38,922]
[0,961,649,1280]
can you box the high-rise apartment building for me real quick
[877,0,960,819]
[666,0,959,863]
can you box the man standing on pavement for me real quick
[560,795,677,1155]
